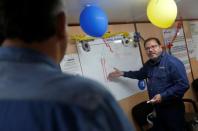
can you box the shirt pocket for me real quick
[154,68,169,85]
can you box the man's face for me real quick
[144,39,162,60]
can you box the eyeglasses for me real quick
[145,45,159,51]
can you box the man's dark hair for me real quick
[0,13,4,45]
[144,37,161,47]
[0,0,63,43]
[0,34,4,45]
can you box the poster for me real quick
[60,53,82,75]
[189,21,198,60]
[162,28,191,73]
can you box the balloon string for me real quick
[103,39,113,53]
[167,17,183,51]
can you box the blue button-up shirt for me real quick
[124,52,189,101]
[0,47,134,131]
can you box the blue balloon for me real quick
[138,80,146,90]
[80,5,108,37]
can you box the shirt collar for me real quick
[149,51,165,66]
[0,47,60,70]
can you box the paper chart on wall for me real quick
[60,53,82,75]
[189,21,198,60]
[162,28,191,73]
[77,39,143,100]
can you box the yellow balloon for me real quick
[147,0,177,28]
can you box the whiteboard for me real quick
[77,39,143,100]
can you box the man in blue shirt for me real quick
[0,0,134,131]
[108,37,189,131]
